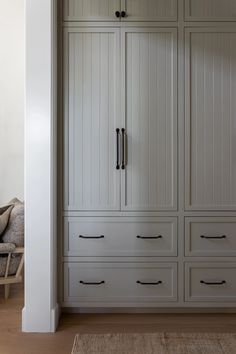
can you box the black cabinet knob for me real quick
[121,11,126,17]
[115,11,120,18]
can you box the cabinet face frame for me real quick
[185,27,236,211]
[185,0,236,22]
[120,27,178,212]
[121,0,178,22]
[63,27,121,211]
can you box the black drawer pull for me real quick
[79,235,104,239]
[137,280,162,285]
[80,281,105,285]
[200,280,226,285]
[121,11,126,17]
[137,235,163,239]
[200,235,226,239]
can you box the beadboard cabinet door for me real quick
[62,0,121,21]
[121,0,177,21]
[185,0,236,21]
[121,28,177,211]
[63,28,120,211]
[185,28,236,210]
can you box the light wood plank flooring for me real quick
[1,284,236,354]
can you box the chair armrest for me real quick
[13,247,24,254]
[0,243,16,253]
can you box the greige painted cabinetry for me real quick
[185,0,236,21]
[63,0,177,21]
[60,0,236,310]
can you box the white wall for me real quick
[0,0,24,205]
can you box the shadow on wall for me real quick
[0,1,25,205]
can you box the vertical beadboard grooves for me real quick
[185,28,236,210]
[63,28,120,211]
[122,28,177,211]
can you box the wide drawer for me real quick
[64,262,178,304]
[185,218,236,257]
[63,0,178,22]
[64,217,177,257]
[185,262,236,302]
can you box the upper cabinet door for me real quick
[122,0,178,21]
[121,28,177,211]
[63,0,121,21]
[185,0,236,21]
[185,28,236,210]
[63,28,120,211]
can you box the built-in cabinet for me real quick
[60,0,236,309]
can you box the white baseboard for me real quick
[22,303,60,333]
[51,303,60,332]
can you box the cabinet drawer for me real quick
[185,263,236,302]
[62,0,120,21]
[185,218,236,257]
[185,0,236,21]
[64,262,178,304]
[124,0,177,22]
[62,0,178,22]
[64,217,177,257]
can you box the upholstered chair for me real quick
[0,199,24,299]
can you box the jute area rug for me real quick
[71,333,236,354]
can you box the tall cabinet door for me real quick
[63,0,121,21]
[121,28,178,211]
[63,28,120,211]
[185,28,236,210]
[121,0,177,21]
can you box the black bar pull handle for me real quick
[121,128,127,169]
[200,280,226,285]
[116,128,120,170]
[137,235,163,239]
[200,235,226,239]
[80,281,105,285]
[79,235,105,239]
[137,280,162,285]
[121,11,126,17]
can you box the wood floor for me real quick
[1,284,236,354]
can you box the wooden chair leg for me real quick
[5,284,10,299]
